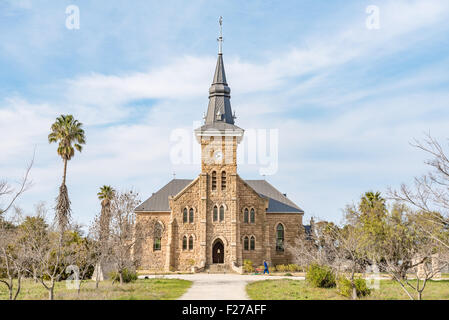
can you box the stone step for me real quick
[204,263,234,274]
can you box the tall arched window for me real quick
[182,236,187,250]
[250,236,255,250]
[189,236,194,250]
[244,208,249,223]
[213,206,218,222]
[221,171,226,190]
[244,236,249,251]
[219,205,224,222]
[183,208,188,223]
[276,224,284,252]
[153,223,162,251]
[189,208,194,223]
[250,208,255,224]
[211,171,217,191]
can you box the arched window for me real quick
[213,206,218,222]
[182,236,187,250]
[250,208,255,224]
[183,208,188,223]
[221,171,226,190]
[189,236,194,250]
[189,208,194,223]
[211,171,217,191]
[250,236,255,250]
[219,205,225,222]
[244,236,249,251]
[153,223,163,251]
[276,224,284,252]
[244,208,249,223]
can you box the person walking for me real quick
[263,260,269,275]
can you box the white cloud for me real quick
[2,0,449,225]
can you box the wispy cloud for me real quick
[1,0,449,225]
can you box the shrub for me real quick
[284,273,293,276]
[243,260,254,273]
[109,268,138,283]
[276,264,287,272]
[288,264,301,272]
[337,277,371,298]
[306,264,336,288]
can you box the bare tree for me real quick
[89,211,113,289]
[288,217,367,300]
[0,155,33,216]
[106,190,157,284]
[0,208,27,300]
[19,203,77,300]
[390,133,449,251]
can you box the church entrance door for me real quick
[212,239,224,264]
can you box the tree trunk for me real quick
[62,158,68,186]
[49,287,54,300]
[48,279,55,300]
[33,266,38,283]
[350,269,358,300]
[352,285,357,300]
[14,274,21,300]
[8,277,13,301]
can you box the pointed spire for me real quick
[204,17,234,125]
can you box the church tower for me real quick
[194,17,244,268]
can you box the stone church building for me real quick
[134,35,305,273]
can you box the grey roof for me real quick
[135,178,303,214]
[245,180,304,213]
[135,179,192,212]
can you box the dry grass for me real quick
[246,279,449,300]
[0,278,191,300]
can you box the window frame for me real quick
[244,208,249,223]
[183,208,188,223]
[250,208,255,224]
[189,208,194,223]
[211,171,217,191]
[182,236,187,250]
[250,236,255,250]
[276,223,285,252]
[219,205,225,222]
[213,205,218,222]
[153,222,163,251]
[221,171,226,190]
[189,236,194,250]
[243,236,249,251]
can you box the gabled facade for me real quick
[134,33,304,272]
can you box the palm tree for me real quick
[97,185,115,241]
[361,191,385,208]
[48,114,85,231]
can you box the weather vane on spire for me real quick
[218,16,223,54]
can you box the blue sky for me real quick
[1,0,449,227]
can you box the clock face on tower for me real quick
[214,150,223,162]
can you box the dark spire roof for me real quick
[204,53,234,125]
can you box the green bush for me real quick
[275,264,287,272]
[109,268,138,283]
[337,277,371,298]
[306,264,336,288]
[243,260,254,273]
[288,264,301,272]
